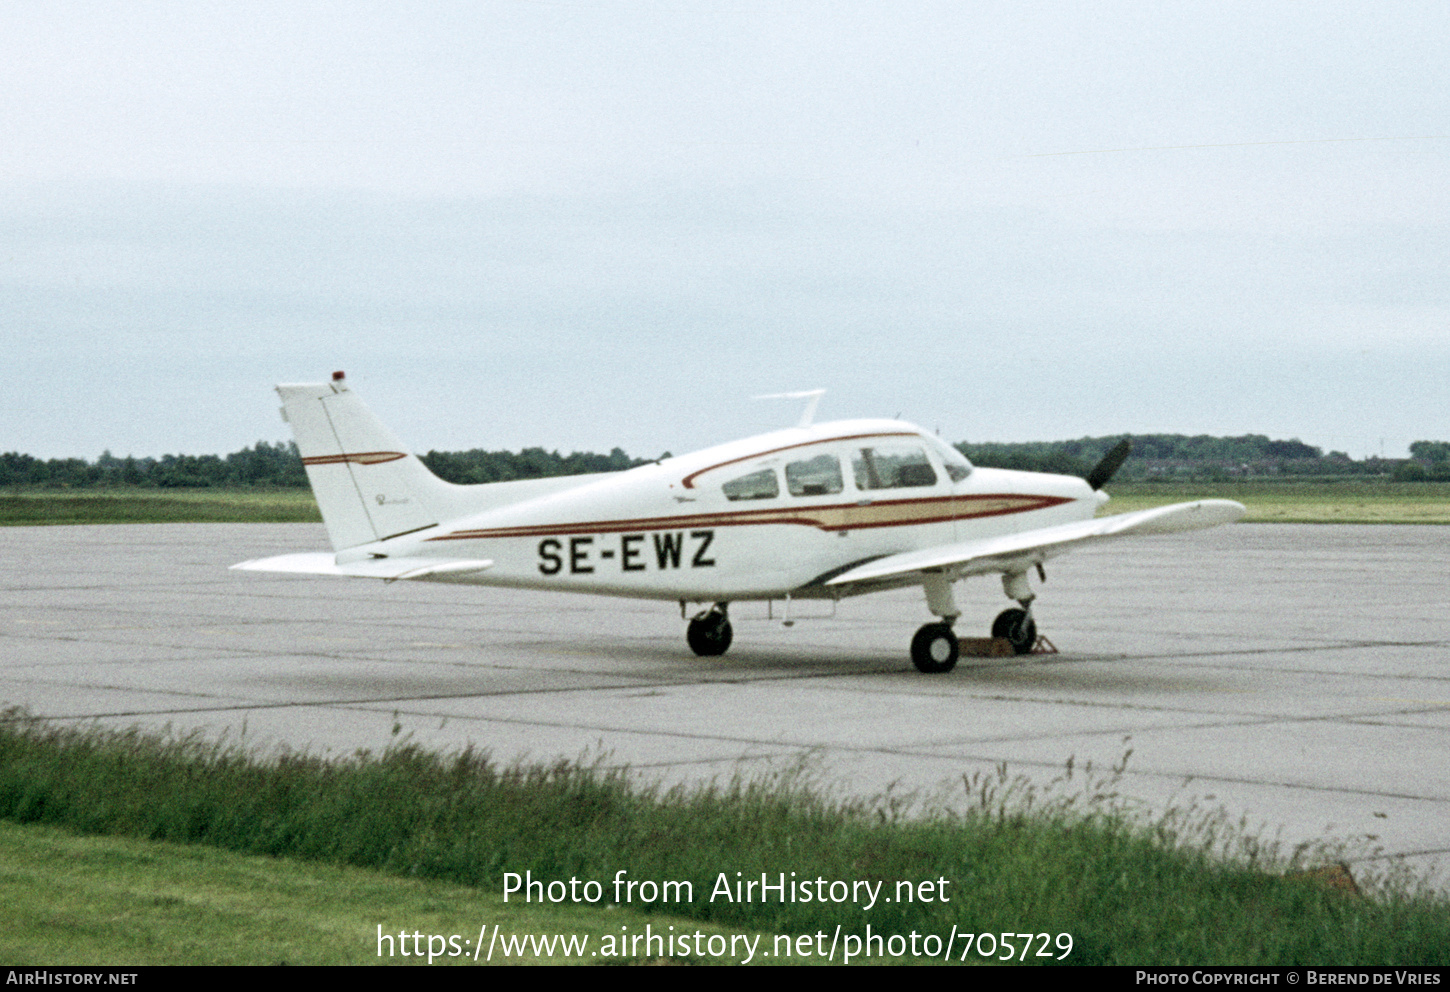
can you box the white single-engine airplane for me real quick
[233,373,1245,672]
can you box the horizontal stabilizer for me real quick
[231,553,494,582]
[826,499,1246,587]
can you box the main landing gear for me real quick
[910,622,959,673]
[686,603,733,657]
[911,574,963,673]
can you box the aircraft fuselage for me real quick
[335,419,1098,602]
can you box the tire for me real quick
[991,608,1037,655]
[687,614,733,657]
[910,622,959,673]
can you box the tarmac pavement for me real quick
[2,521,1446,892]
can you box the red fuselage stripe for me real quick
[302,451,407,466]
[426,493,1074,541]
[679,432,920,489]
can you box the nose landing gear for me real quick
[993,570,1040,656]
[991,606,1037,655]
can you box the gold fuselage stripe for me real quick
[426,493,1073,541]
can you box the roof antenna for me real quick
[753,389,826,428]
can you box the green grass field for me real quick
[1,713,1446,966]
[0,488,321,526]
[1103,480,1450,524]
[0,821,764,965]
[5,480,1450,525]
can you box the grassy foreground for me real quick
[0,711,1445,966]
[5,481,1448,526]
[0,821,762,966]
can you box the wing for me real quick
[231,553,494,583]
[825,499,1246,588]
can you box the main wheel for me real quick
[686,612,733,657]
[910,622,959,673]
[991,608,1037,655]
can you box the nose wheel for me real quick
[910,622,959,673]
[686,604,733,657]
[992,607,1037,655]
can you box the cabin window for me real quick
[852,443,938,490]
[785,453,844,497]
[722,467,779,501]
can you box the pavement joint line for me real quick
[445,735,1450,808]
[1355,847,1450,862]
[11,632,1450,686]
[914,690,1450,719]
[67,701,1434,808]
[10,675,1449,726]
[986,653,1450,683]
[23,694,1447,814]
[2,660,917,717]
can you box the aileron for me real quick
[826,499,1246,587]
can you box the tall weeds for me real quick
[1,708,1444,964]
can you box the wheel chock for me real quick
[959,637,1015,658]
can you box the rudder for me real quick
[277,373,442,551]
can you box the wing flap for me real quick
[231,553,494,582]
[825,499,1245,587]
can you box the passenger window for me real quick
[722,467,779,501]
[785,453,843,497]
[852,444,938,490]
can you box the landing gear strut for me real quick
[686,603,733,657]
[911,574,960,673]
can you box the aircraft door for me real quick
[920,436,975,542]
[849,440,956,550]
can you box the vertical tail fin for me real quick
[277,373,444,551]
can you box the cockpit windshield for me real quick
[923,435,973,482]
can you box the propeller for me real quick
[1085,439,1132,490]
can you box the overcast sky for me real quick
[3,1,1447,461]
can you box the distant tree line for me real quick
[5,434,1449,488]
[0,443,308,488]
[957,434,1450,481]
[419,447,648,484]
[0,442,652,488]
[1397,441,1450,481]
